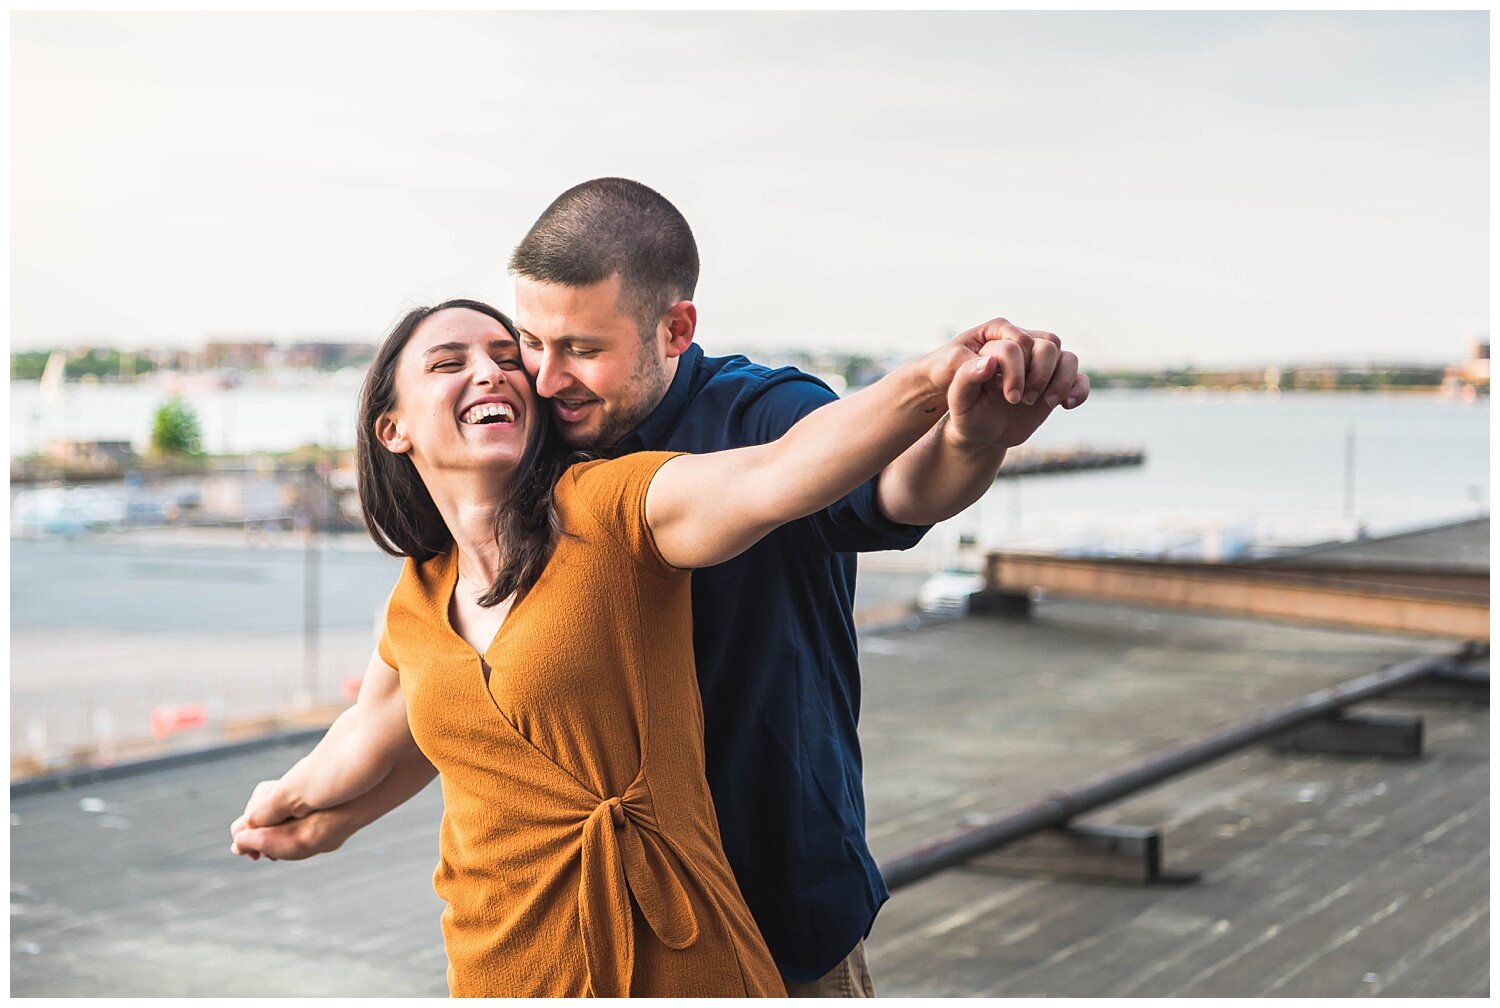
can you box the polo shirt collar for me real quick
[609,343,705,456]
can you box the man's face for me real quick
[514,274,673,449]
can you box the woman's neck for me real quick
[424,471,511,586]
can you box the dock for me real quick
[995,444,1144,478]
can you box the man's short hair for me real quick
[509,178,700,338]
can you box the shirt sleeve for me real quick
[736,375,933,554]
[563,452,686,580]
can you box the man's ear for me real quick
[661,300,697,359]
[375,413,411,455]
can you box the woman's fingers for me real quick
[971,325,1068,405]
[1021,336,1060,405]
[978,338,1027,403]
[1038,351,1079,409]
[229,831,262,860]
[1063,372,1091,409]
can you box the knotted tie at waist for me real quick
[578,788,700,997]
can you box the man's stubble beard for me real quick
[561,342,672,452]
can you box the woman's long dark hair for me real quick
[356,299,580,607]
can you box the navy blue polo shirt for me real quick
[609,342,930,983]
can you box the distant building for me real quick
[45,439,136,469]
[1190,367,1268,389]
[284,341,377,370]
[144,348,198,373]
[203,340,276,370]
[1442,337,1489,397]
[1466,338,1489,383]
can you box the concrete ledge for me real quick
[10,724,332,799]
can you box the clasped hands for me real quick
[230,779,335,862]
[935,317,1090,452]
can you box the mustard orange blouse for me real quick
[378,451,786,997]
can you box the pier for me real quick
[995,444,1144,478]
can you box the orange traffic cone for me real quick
[149,703,207,740]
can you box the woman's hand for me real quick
[242,778,300,831]
[227,647,416,859]
[232,792,350,862]
[230,779,298,860]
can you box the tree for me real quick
[10,350,52,381]
[151,397,203,456]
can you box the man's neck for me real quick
[658,352,681,399]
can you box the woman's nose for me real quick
[473,356,506,385]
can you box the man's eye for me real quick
[520,339,542,352]
[571,348,600,358]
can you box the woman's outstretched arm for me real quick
[236,648,419,831]
[230,748,437,861]
[646,341,987,569]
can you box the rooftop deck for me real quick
[10,522,1488,996]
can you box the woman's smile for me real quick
[460,398,518,426]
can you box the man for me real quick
[232,178,1088,995]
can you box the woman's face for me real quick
[379,307,538,482]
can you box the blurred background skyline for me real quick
[11,10,1489,367]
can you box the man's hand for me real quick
[947,317,1089,451]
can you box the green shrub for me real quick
[151,397,203,456]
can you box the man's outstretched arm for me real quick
[231,746,437,861]
[876,318,1089,526]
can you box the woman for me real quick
[235,298,993,997]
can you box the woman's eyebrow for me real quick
[423,338,517,358]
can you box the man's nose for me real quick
[531,349,572,399]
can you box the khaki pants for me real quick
[784,941,876,997]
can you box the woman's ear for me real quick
[375,413,411,454]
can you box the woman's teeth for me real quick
[462,402,515,424]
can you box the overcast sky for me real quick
[10,11,1489,367]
